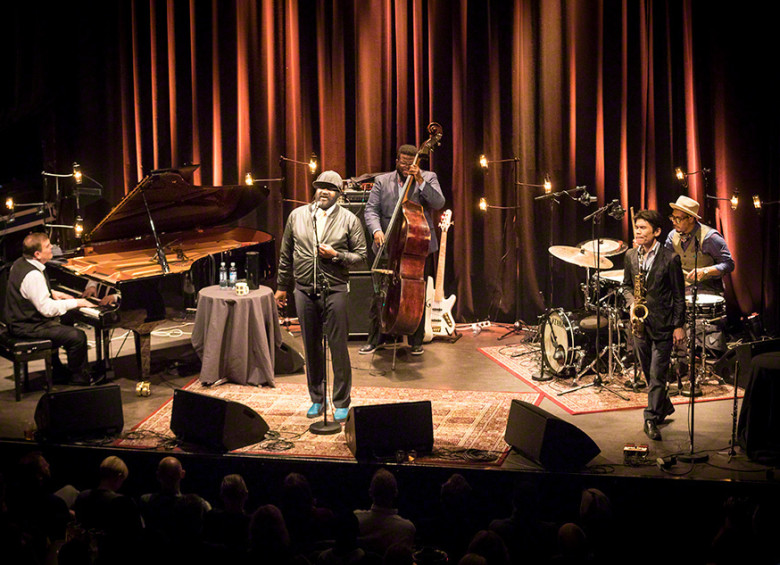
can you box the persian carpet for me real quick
[479,343,742,415]
[115,379,541,466]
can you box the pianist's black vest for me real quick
[4,257,58,335]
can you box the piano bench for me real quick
[0,329,54,402]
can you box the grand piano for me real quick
[48,167,276,380]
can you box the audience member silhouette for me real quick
[354,468,416,556]
[706,495,756,565]
[73,456,140,532]
[549,522,591,565]
[280,472,337,556]
[578,488,617,564]
[418,473,481,564]
[381,542,414,565]
[247,503,311,564]
[750,493,780,565]
[457,554,487,565]
[316,509,379,564]
[6,451,72,563]
[203,473,251,557]
[488,479,556,565]
[138,456,211,551]
[72,455,142,564]
[465,530,510,565]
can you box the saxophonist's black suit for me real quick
[622,245,686,423]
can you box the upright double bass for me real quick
[371,123,443,335]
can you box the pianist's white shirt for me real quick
[20,258,79,318]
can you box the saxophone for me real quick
[631,247,649,338]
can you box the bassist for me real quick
[361,144,445,356]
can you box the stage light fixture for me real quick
[72,163,83,185]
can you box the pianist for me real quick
[3,233,101,386]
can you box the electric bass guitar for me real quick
[423,210,456,342]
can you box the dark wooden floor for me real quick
[0,316,771,484]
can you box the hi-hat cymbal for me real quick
[577,238,628,257]
[549,245,613,269]
[600,269,625,284]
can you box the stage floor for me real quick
[0,317,769,483]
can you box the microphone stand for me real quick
[560,201,628,400]
[140,188,170,274]
[678,234,709,463]
[309,205,341,435]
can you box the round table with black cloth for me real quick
[737,351,780,463]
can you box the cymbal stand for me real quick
[559,202,628,400]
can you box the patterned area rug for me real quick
[480,343,742,415]
[116,380,541,466]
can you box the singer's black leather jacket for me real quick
[277,203,367,294]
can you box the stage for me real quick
[0,317,772,477]
[1,316,778,563]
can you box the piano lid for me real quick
[86,169,270,244]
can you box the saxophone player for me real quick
[621,210,687,441]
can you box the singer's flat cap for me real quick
[312,170,344,192]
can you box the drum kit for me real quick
[540,238,632,389]
[539,238,728,394]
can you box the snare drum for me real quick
[540,309,597,376]
[685,293,725,317]
[588,269,625,310]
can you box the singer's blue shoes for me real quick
[307,403,324,418]
[334,408,349,422]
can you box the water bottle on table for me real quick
[219,261,228,289]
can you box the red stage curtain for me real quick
[5,0,778,330]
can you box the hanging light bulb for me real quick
[72,163,83,185]
[73,216,84,238]
[244,172,254,186]
[753,195,762,209]
[730,190,739,210]
[479,197,488,211]
[308,153,318,174]
[5,197,14,211]
[543,175,552,194]
[479,154,489,169]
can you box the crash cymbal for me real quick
[549,245,613,270]
[577,238,628,257]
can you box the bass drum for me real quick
[540,309,598,376]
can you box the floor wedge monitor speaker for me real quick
[171,389,269,452]
[344,401,434,459]
[504,399,600,471]
[35,384,124,442]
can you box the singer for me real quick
[274,171,367,421]
[621,210,686,441]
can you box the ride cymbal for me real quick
[549,245,613,269]
[577,238,628,257]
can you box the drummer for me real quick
[665,195,734,355]
[665,195,734,295]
